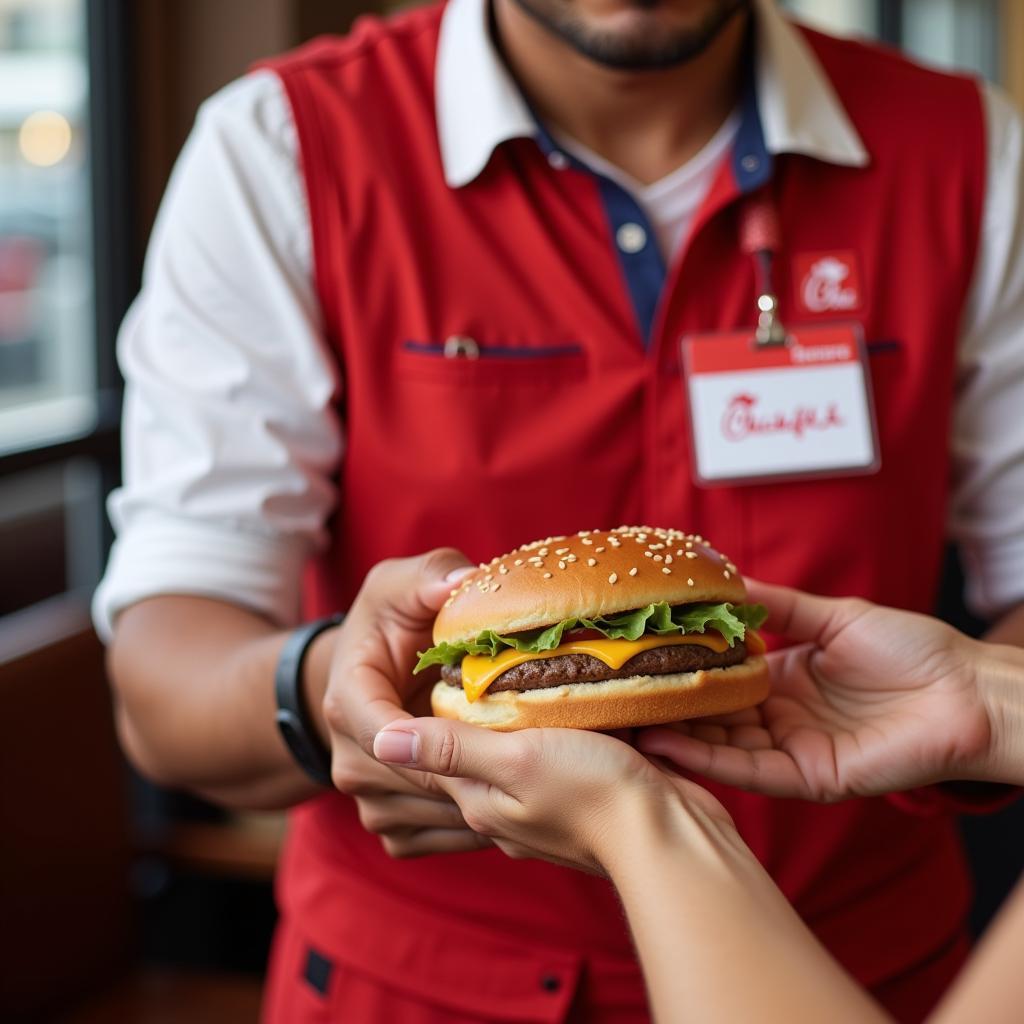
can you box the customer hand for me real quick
[639,581,995,801]
[373,718,735,875]
[322,550,491,857]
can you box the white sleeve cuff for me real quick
[957,535,1024,621]
[92,516,310,642]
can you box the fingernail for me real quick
[373,729,419,765]
[444,566,474,584]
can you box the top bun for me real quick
[434,526,748,645]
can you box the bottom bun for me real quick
[430,657,770,732]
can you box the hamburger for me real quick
[415,526,769,732]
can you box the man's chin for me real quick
[508,0,749,72]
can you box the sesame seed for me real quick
[644,551,653,558]
[484,574,494,581]
[558,561,566,570]
[629,567,638,576]
[609,573,618,584]
[726,562,737,573]
[676,549,685,557]
[539,548,549,556]
[653,555,663,562]
[685,541,694,549]
[444,598,453,607]
[481,584,489,592]
[662,567,672,575]
[664,555,673,565]
[581,538,593,545]
[543,572,553,579]
[687,577,695,586]
[587,558,597,566]
[685,551,698,559]
[595,547,605,554]
[555,547,570,555]
[724,570,731,579]
[492,582,501,591]
[499,565,509,574]
[514,559,524,566]
[565,554,577,562]
[479,563,488,570]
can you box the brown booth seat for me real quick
[0,594,275,1023]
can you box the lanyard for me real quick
[739,195,787,347]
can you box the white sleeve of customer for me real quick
[948,82,1024,620]
[91,70,341,642]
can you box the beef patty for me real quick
[441,639,748,693]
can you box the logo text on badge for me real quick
[721,392,845,442]
[793,251,862,315]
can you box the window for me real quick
[0,0,126,618]
[781,0,1001,81]
[0,0,95,453]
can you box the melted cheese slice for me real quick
[460,633,731,703]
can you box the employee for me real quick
[96,0,1024,1019]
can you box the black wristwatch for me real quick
[275,613,345,786]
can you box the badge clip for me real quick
[755,291,787,348]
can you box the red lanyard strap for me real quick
[740,196,787,347]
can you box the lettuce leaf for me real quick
[414,601,767,672]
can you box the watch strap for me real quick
[274,613,345,787]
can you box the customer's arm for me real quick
[375,719,890,1024]
[377,597,1024,1022]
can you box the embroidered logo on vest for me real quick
[793,252,862,314]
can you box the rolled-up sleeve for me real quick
[92,71,341,641]
[949,83,1024,621]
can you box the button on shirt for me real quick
[93,0,1024,637]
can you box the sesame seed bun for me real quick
[429,658,770,732]
[434,526,747,645]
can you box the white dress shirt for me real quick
[93,0,1024,639]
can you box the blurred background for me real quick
[1,1,1022,1020]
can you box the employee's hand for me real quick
[639,581,1000,801]
[372,718,735,875]
[321,550,491,858]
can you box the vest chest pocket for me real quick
[395,339,587,386]
[380,339,598,491]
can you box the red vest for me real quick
[264,7,986,1019]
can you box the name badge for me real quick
[681,324,880,486]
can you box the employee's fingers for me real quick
[745,580,866,647]
[379,827,492,859]
[359,547,474,630]
[373,717,530,789]
[355,792,469,835]
[638,725,815,799]
[325,548,473,753]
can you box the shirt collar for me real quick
[435,0,869,189]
